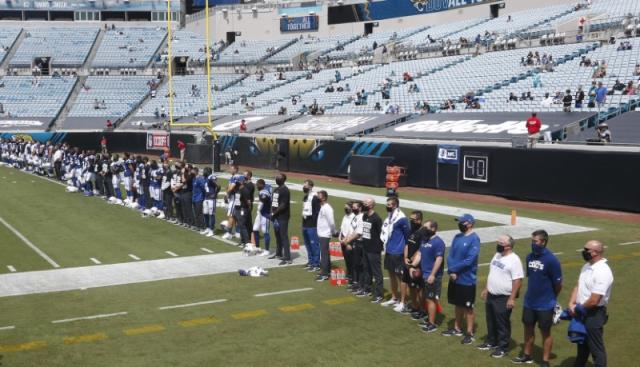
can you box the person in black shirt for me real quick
[562,89,573,112]
[269,173,291,265]
[243,170,255,209]
[301,179,321,270]
[236,178,253,245]
[402,211,425,315]
[575,87,585,108]
[181,164,195,228]
[360,197,384,303]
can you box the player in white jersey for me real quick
[202,167,219,237]
[222,164,243,240]
[110,154,124,201]
[149,160,164,218]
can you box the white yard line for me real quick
[0,216,60,268]
[158,298,228,310]
[51,311,128,324]
[201,248,214,254]
[7,265,16,273]
[165,251,179,257]
[128,254,141,261]
[90,258,102,265]
[0,325,15,331]
[212,235,239,246]
[254,288,313,297]
[619,241,640,246]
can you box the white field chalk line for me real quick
[254,288,314,297]
[51,311,128,324]
[90,258,102,265]
[129,254,141,261]
[0,325,15,331]
[619,241,640,246]
[158,298,228,310]
[165,251,179,257]
[201,248,214,254]
[7,265,16,273]
[0,216,60,268]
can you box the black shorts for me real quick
[384,254,404,276]
[424,276,443,300]
[522,307,554,332]
[447,282,476,309]
[402,266,424,289]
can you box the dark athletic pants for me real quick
[485,293,512,352]
[575,307,608,367]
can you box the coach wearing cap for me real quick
[568,240,613,367]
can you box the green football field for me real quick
[0,164,639,366]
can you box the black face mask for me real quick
[303,187,310,194]
[352,208,360,215]
[422,228,435,239]
[582,249,593,262]
[458,223,467,233]
[496,244,505,253]
[275,178,284,186]
[386,206,394,213]
[410,222,421,232]
[344,208,352,214]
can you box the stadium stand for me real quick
[69,76,157,118]
[0,28,21,64]
[10,28,98,68]
[0,76,76,117]
[92,27,167,68]
[216,38,296,65]
[166,30,222,65]
[326,27,425,60]
[266,35,358,64]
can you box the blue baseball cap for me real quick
[455,213,475,224]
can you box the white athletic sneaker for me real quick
[200,229,209,235]
[157,212,165,220]
[221,232,233,240]
[393,302,406,312]
[234,232,241,239]
[258,249,270,256]
[381,298,398,307]
[206,230,214,238]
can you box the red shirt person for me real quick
[239,119,247,132]
[526,112,542,148]
[177,139,186,161]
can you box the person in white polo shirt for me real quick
[315,190,337,282]
[568,240,613,367]
[478,234,524,359]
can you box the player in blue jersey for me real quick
[122,152,135,204]
[222,164,244,240]
[202,167,219,237]
[110,154,124,201]
[149,160,164,217]
[442,213,481,346]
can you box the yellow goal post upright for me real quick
[165,0,217,141]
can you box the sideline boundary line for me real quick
[0,216,60,268]
[51,311,128,324]
[254,288,313,297]
[158,298,227,310]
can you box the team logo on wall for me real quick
[289,139,325,162]
[249,136,278,156]
[410,0,430,12]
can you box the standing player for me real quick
[192,167,206,232]
[402,211,426,315]
[315,190,336,281]
[269,173,291,265]
[380,197,411,312]
[222,164,243,240]
[415,220,445,333]
[202,167,219,237]
[122,153,135,204]
[479,235,523,358]
[338,201,355,285]
[513,230,562,367]
[149,160,164,218]
[443,213,481,345]
[252,179,272,255]
[301,180,321,271]
[110,154,124,201]
[359,197,384,302]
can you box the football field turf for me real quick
[1,164,639,366]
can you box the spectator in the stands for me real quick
[441,99,455,110]
[325,84,335,93]
[278,106,288,115]
[623,81,636,95]
[508,92,519,102]
[403,72,413,82]
[532,74,542,88]
[552,91,563,105]
[374,102,382,112]
[595,82,607,108]
[609,79,625,94]
[335,70,342,83]
[540,93,554,108]
[575,86,585,108]
[592,60,607,78]
[634,64,640,76]
[562,89,573,112]
[177,140,186,161]
[0,103,4,114]
[520,91,534,101]
[106,119,113,129]
[239,119,247,132]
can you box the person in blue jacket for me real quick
[442,213,481,346]
[191,167,207,232]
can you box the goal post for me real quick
[166,0,217,139]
